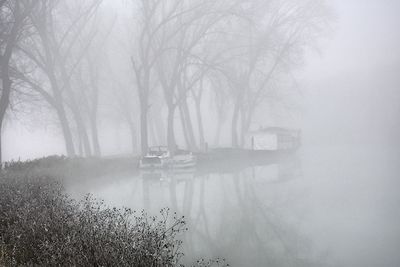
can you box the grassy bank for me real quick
[0,158,228,266]
[3,155,138,178]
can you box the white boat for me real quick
[169,151,196,169]
[139,155,164,169]
[139,146,170,169]
[139,147,197,169]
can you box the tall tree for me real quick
[18,0,102,157]
[217,0,331,147]
[150,0,236,153]
[0,0,36,165]
[130,0,164,156]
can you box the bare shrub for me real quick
[0,175,186,266]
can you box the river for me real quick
[65,144,400,267]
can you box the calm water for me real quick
[66,145,400,267]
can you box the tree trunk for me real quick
[0,75,11,166]
[46,75,76,157]
[88,76,101,156]
[149,116,159,146]
[213,122,222,147]
[153,108,166,145]
[56,59,91,156]
[78,130,84,157]
[0,2,21,166]
[179,104,191,150]
[213,99,224,147]
[231,97,241,148]
[180,99,197,151]
[240,106,254,148]
[72,110,92,157]
[55,106,76,157]
[140,101,148,156]
[195,99,205,150]
[62,84,91,157]
[0,130,2,168]
[50,85,76,157]
[240,107,246,147]
[167,104,176,155]
[128,121,137,155]
[89,113,101,157]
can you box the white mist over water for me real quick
[64,144,400,267]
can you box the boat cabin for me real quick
[244,127,301,151]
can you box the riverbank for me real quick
[0,159,228,266]
[3,148,297,177]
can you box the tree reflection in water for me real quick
[66,155,332,266]
[137,155,332,266]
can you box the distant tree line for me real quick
[0,0,332,162]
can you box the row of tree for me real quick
[0,0,331,162]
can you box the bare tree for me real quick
[72,12,115,157]
[215,0,331,147]
[130,0,165,156]
[111,73,139,155]
[0,0,36,165]
[0,0,332,161]
[17,0,102,157]
[149,0,237,153]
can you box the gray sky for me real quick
[301,0,400,147]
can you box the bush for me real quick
[0,174,186,266]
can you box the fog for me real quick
[301,0,400,148]
[1,0,399,266]
[4,0,400,158]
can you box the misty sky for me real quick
[301,0,400,147]
[4,0,400,161]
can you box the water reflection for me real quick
[67,154,331,266]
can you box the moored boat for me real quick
[139,146,197,169]
[139,146,170,169]
[169,152,196,169]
